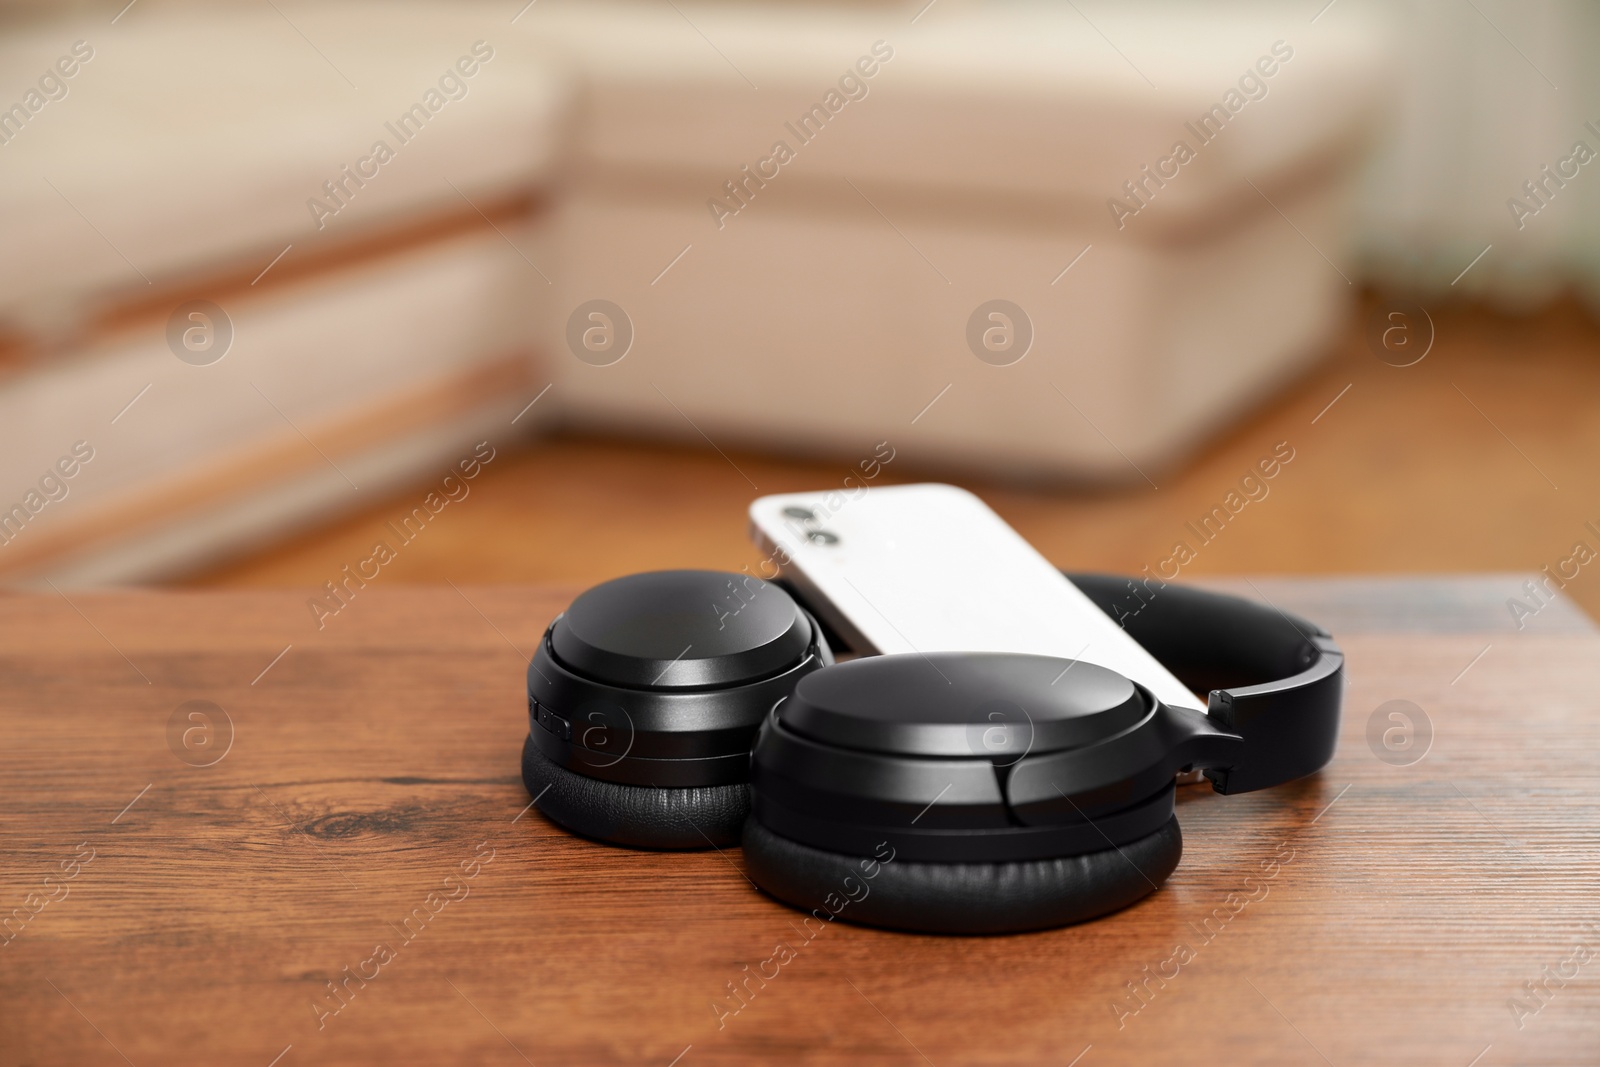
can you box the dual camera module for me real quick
[781,505,840,545]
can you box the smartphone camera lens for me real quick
[806,529,839,545]
[782,506,816,520]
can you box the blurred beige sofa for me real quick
[533,1,1386,478]
[0,4,568,583]
[0,0,1387,584]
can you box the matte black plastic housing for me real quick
[552,569,813,688]
[750,651,1242,862]
[1064,573,1344,795]
[782,652,1147,756]
[527,570,830,788]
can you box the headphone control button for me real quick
[537,706,572,742]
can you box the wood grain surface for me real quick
[2,582,1597,1066]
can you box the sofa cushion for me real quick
[0,1,568,331]
[519,0,1388,229]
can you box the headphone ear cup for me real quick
[524,570,829,850]
[521,735,749,850]
[741,815,1183,935]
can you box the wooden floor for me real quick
[195,295,1600,623]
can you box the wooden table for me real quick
[2,577,1597,1066]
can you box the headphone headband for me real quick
[1065,572,1344,795]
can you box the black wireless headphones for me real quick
[521,569,832,849]
[521,569,1342,934]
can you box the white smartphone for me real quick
[747,482,1203,712]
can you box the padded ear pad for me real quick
[521,735,748,850]
[741,815,1182,935]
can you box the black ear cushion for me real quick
[520,735,749,850]
[741,815,1182,935]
